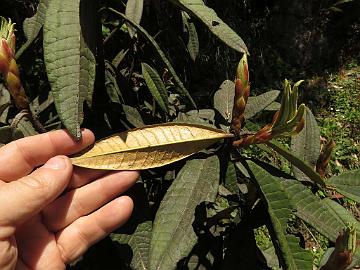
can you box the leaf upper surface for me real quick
[244,90,280,119]
[44,0,96,139]
[71,123,232,170]
[291,107,320,181]
[213,80,235,123]
[149,156,220,270]
[248,161,313,270]
[169,0,248,54]
[16,0,49,58]
[327,169,360,203]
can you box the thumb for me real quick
[0,156,72,236]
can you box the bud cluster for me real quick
[231,53,250,135]
[0,17,29,109]
[233,80,305,147]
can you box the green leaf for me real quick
[149,156,220,270]
[282,180,345,241]
[291,107,320,182]
[266,141,326,187]
[141,63,169,114]
[333,0,354,6]
[111,183,151,270]
[0,87,11,124]
[110,9,196,108]
[224,161,238,194]
[44,0,96,139]
[181,11,199,61]
[17,118,39,137]
[105,61,123,106]
[0,126,24,144]
[247,161,313,269]
[327,169,360,203]
[213,80,235,123]
[244,90,280,119]
[322,198,360,233]
[125,0,144,37]
[265,101,281,111]
[16,0,49,59]
[175,109,216,128]
[169,0,248,54]
[122,104,145,128]
[112,49,128,68]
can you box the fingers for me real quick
[56,196,133,263]
[0,129,95,182]
[43,171,139,232]
[68,167,107,190]
[0,156,72,239]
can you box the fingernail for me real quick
[43,156,67,170]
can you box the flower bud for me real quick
[231,53,250,135]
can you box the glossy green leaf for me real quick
[16,0,49,59]
[213,80,235,123]
[248,161,313,269]
[244,90,280,119]
[44,0,96,139]
[169,0,248,54]
[125,0,144,37]
[181,11,199,61]
[327,169,360,203]
[266,141,326,187]
[291,107,320,181]
[110,9,196,108]
[141,63,169,114]
[149,156,220,270]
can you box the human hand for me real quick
[0,129,139,269]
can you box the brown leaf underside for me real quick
[71,123,232,170]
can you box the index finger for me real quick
[0,129,95,182]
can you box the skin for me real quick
[0,129,139,269]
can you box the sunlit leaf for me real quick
[125,0,144,37]
[44,0,96,139]
[291,107,320,181]
[169,0,248,54]
[141,63,169,114]
[282,180,346,241]
[248,161,313,269]
[327,169,360,203]
[71,123,232,170]
[181,11,199,61]
[244,90,280,119]
[149,156,220,270]
[266,141,326,187]
[213,80,235,123]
